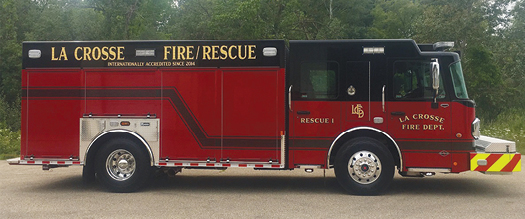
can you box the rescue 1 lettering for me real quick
[51,46,125,61]
[300,118,335,124]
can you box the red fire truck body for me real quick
[9,40,521,194]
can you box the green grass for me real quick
[0,126,20,160]
[482,109,525,153]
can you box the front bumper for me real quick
[470,136,521,173]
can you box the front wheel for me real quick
[95,138,151,192]
[334,137,394,195]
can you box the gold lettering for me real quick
[352,104,365,118]
[211,45,220,60]
[163,46,170,60]
[248,45,256,59]
[51,47,58,61]
[117,46,125,60]
[203,46,211,60]
[51,47,68,61]
[228,46,237,59]
[177,46,186,60]
[74,47,82,60]
[300,117,333,124]
[186,46,194,60]
[101,47,109,60]
[92,47,101,60]
[220,45,228,60]
[238,45,247,59]
[83,47,92,61]
[109,47,117,60]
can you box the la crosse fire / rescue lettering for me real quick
[9,39,520,195]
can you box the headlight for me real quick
[472,118,480,139]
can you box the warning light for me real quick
[120,121,131,126]
[456,133,463,138]
[453,162,458,166]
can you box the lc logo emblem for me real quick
[352,104,364,118]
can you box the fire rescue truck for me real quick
[8,39,521,195]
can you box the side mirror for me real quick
[431,59,440,90]
[431,58,440,109]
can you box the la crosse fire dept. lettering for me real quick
[11,39,520,195]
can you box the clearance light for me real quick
[120,121,131,126]
[363,47,384,55]
[135,49,156,57]
[263,47,277,57]
[28,49,42,59]
[433,42,454,51]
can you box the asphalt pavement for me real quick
[1,158,524,218]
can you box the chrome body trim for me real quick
[327,126,403,171]
[381,85,386,113]
[281,132,286,167]
[80,118,159,167]
[83,130,155,166]
[475,135,516,153]
[288,85,293,111]
[407,168,451,173]
[472,118,481,140]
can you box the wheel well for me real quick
[84,132,154,171]
[328,129,401,169]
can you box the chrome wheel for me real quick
[106,149,136,181]
[348,151,382,184]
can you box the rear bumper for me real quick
[7,157,20,165]
[470,135,521,173]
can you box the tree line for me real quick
[1,0,524,132]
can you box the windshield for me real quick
[449,61,469,99]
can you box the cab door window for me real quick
[299,62,339,100]
[393,61,445,100]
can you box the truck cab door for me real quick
[386,60,452,168]
[289,61,341,166]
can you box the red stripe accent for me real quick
[501,155,521,172]
[158,163,167,166]
[42,161,50,164]
[239,164,247,167]
[190,163,199,166]
[57,161,65,164]
[206,163,215,167]
[255,164,264,168]
[73,161,81,165]
[175,163,183,166]
[222,164,231,167]
[475,154,503,171]
[271,165,281,168]
[27,161,35,164]
[470,153,476,159]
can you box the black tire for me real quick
[82,163,96,184]
[95,138,151,192]
[334,137,394,195]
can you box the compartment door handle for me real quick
[391,111,405,116]
[297,111,311,115]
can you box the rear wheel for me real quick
[95,138,151,192]
[334,137,394,195]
